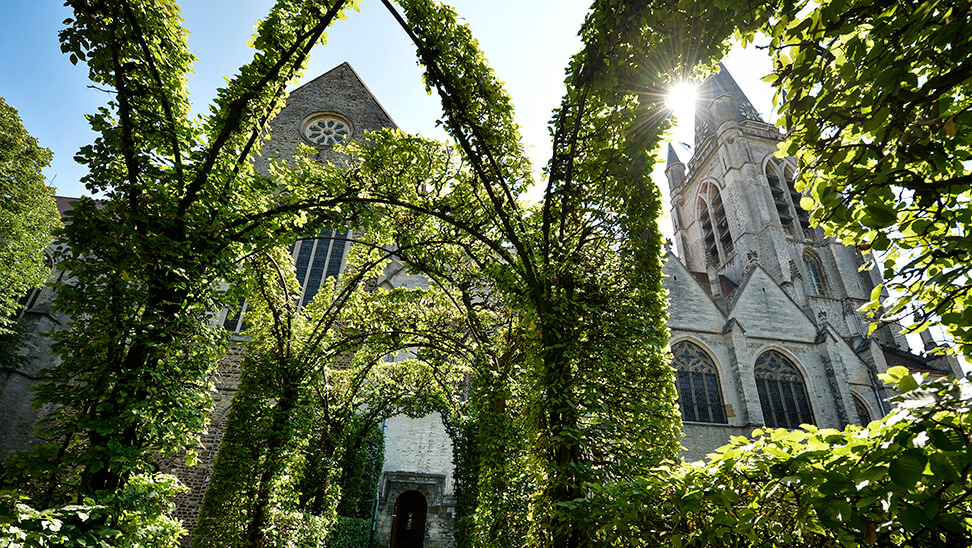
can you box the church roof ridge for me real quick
[725,264,817,332]
[662,255,728,319]
[881,344,949,375]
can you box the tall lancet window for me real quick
[766,160,811,238]
[754,350,815,429]
[712,191,733,255]
[697,183,733,264]
[766,160,793,234]
[672,341,727,424]
[803,253,827,295]
[223,228,349,334]
[784,165,812,237]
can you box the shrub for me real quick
[325,516,370,548]
[589,368,972,546]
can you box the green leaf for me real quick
[878,365,909,387]
[889,451,925,488]
[897,373,920,393]
[899,506,924,532]
[929,429,963,451]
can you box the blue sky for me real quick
[0,0,774,201]
[5,2,954,357]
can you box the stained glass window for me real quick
[672,341,727,424]
[754,350,814,429]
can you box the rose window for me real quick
[302,114,351,146]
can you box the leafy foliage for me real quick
[2,0,361,545]
[588,369,972,546]
[759,0,972,356]
[334,424,384,521]
[0,319,30,372]
[193,242,466,547]
[240,0,773,545]
[0,98,60,333]
[364,0,774,544]
[324,516,370,548]
[10,0,972,547]
[0,473,185,548]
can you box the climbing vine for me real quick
[2,0,363,545]
[193,235,473,547]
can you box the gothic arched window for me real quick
[784,165,812,236]
[697,183,733,264]
[803,253,827,295]
[712,190,733,255]
[852,394,872,426]
[672,341,727,424]
[223,228,349,333]
[754,350,814,429]
[766,160,810,238]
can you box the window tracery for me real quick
[754,350,815,429]
[301,113,351,146]
[672,341,727,424]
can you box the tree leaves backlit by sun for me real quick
[758,0,972,359]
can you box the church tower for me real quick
[661,65,962,460]
[666,64,904,349]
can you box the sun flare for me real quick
[665,82,698,148]
[665,82,698,124]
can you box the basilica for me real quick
[0,62,961,548]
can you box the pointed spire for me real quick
[666,143,681,167]
[694,63,765,146]
[664,143,687,192]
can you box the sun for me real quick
[665,82,698,146]
[665,82,698,124]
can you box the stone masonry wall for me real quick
[169,341,245,546]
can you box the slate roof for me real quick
[882,345,950,376]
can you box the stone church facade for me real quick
[0,63,962,547]
[662,65,961,458]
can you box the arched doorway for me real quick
[390,490,427,548]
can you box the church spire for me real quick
[694,63,764,146]
[664,143,686,192]
[666,143,681,167]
